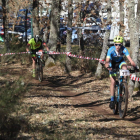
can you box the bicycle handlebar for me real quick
[28,51,49,55]
[107,66,139,73]
[127,66,139,73]
[107,67,118,73]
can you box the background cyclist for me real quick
[105,36,137,109]
[26,35,49,78]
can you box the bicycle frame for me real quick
[31,51,44,82]
[109,66,138,118]
[113,68,130,118]
[36,54,41,64]
[116,73,125,101]
[29,50,48,81]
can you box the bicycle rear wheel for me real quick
[118,83,128,119]
[36,60,43,82]
[113,86,118,115]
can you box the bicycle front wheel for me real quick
[118,83,128,119]
[113,86,118,115]
[36,60,43,82]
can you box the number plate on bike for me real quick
[36,52,42,55]
[119,69,130,76]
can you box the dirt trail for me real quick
[35,70,140,125]
[1,63,140,139]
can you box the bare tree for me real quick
[32,0,39,36]
[46,0,61,65]
[119,0,125,38]
[8,0,21,31]
[2,0,10,52]
[128,0,140,99]
[40,2,51,42]
[95,0,111,78]
[134,0,140,91]
[65,0,73,73]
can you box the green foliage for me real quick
[0,79,26,113]
[0,79,28,138]
[0,117,21,138]
[8,37,26,53]
[54,44,103,74]
[0,37,27,64]
[133,87,140,91]
[2,38,30,64]
[47,62,56,67]
[72,44,102,73]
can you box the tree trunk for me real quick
[95,0,111,78]
[46,0,61,66]
[119,0,125,41]
[32,0,39,36]
[43,4,51,43]
[65,0,73,73]
[25,9,28,45]
[2,0,10,52]
[128,1,139,99]
[43,27,48,42]
[78,3,83,53]
[134,0,140,91]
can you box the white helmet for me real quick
[34,35,39,43]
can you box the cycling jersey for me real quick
[106,46,129,62]
[28,38,43,50]
[107,45,129,77]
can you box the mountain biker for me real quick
[26,35,49,78]
[105,35,137,109]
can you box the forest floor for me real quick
[0,59,140,140]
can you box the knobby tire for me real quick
[113,86,118,115]
[119,83,128,119]
[38,60,43,82]
[35,60,43,82]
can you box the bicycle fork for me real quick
[116,76,124,102]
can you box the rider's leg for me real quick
[119,63,127,96]
[110,76,116,101]
[32,58,36,77]
[38,50,44,59]
[120,62,127,79]
[121,64,127,71]
[120,61,127,70]
[109,73,116,109]
[38,50,45,66]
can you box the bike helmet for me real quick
[34,35,39,43]
[114,36,123,43]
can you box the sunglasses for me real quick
[115,44,122,46]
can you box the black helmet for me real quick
[34,35,39,43]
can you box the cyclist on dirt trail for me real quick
[26,35,49,78]
[105,35,138,110]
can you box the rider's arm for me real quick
[123,47,136,67]
[26,43,30,52]
[105,48,111,68]
[126,55,136,67]
[43,42,49,51]
[105,57,110,68]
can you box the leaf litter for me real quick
[0,62,140,139]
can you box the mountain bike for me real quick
[110,66,138,119]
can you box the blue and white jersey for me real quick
[106,46,129,62]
